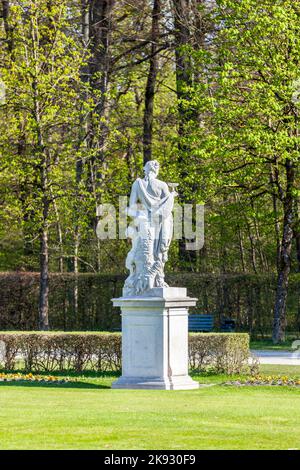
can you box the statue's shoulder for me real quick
[132,178,141,188]
[134,178,144,184]
[156,179,168,190]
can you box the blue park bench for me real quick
[220,317,236,332]
[188,314,214,332]
[188,314,236,332]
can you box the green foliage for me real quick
[0,0,91,271]
[0,331,250,374]
[0,332,121,371]
[181,0,300,276]
[1,0,300,342]
[0,0,287,277]
[189,332,252,374]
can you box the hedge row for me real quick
[189,333,256,375]
[0,332,254,375]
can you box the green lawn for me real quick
[250,339,297,351]
[0,365,300,450]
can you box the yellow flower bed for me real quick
[225,375,300,387]
[0,372,70,383]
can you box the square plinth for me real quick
[112,288,199,390]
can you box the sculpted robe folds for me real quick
[123,161,176,296]
[112,160,199,390]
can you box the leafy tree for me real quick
[0,0,88,328]
[188,0,300,341]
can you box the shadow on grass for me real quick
[0,369,121,389]
[0,369,120,377]
[190,369,224,378]
[0,380,112,389]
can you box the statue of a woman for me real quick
[123,160,177,296]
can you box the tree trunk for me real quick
[81,0,89,46]
[295,229,300,272]
[1,0,14,54]
[173,0,192,156]
[245,218,257,274]
[270,168,282,272]
[39,221,49,331]
[237,225,246,272]
[74,236,79,317]
[89,0,114,188]
[143,0,161,164]
[71,0,91,275]
[89,0,114,114]
[87,0,115,268]
[173,0,194,266]
[39,157,50,331]
[2,0,35,263]
[293,200,300,272]
[51,189,64,273]
[273,160,294,343]
[18,130,36,260]
[252,209,268,271]
[32,49,50,329]
[234,195,246,272]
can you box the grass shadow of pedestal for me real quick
[0,380,110,389]
[0,370,121,389]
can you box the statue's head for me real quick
[144,160,160,178]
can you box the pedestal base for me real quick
[112,375,199,390]
[112,287,199,391]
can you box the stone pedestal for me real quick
[112,287,199,390]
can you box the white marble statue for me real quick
[123,160,177,296]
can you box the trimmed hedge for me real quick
[0,332,254,375]
[0,333,121,372]
[189,333,256,374]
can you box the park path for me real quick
[251,350,300,366]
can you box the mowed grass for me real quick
[250,338,297,351]
[0,365,300,450]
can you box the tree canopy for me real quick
[1,0,300,340]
